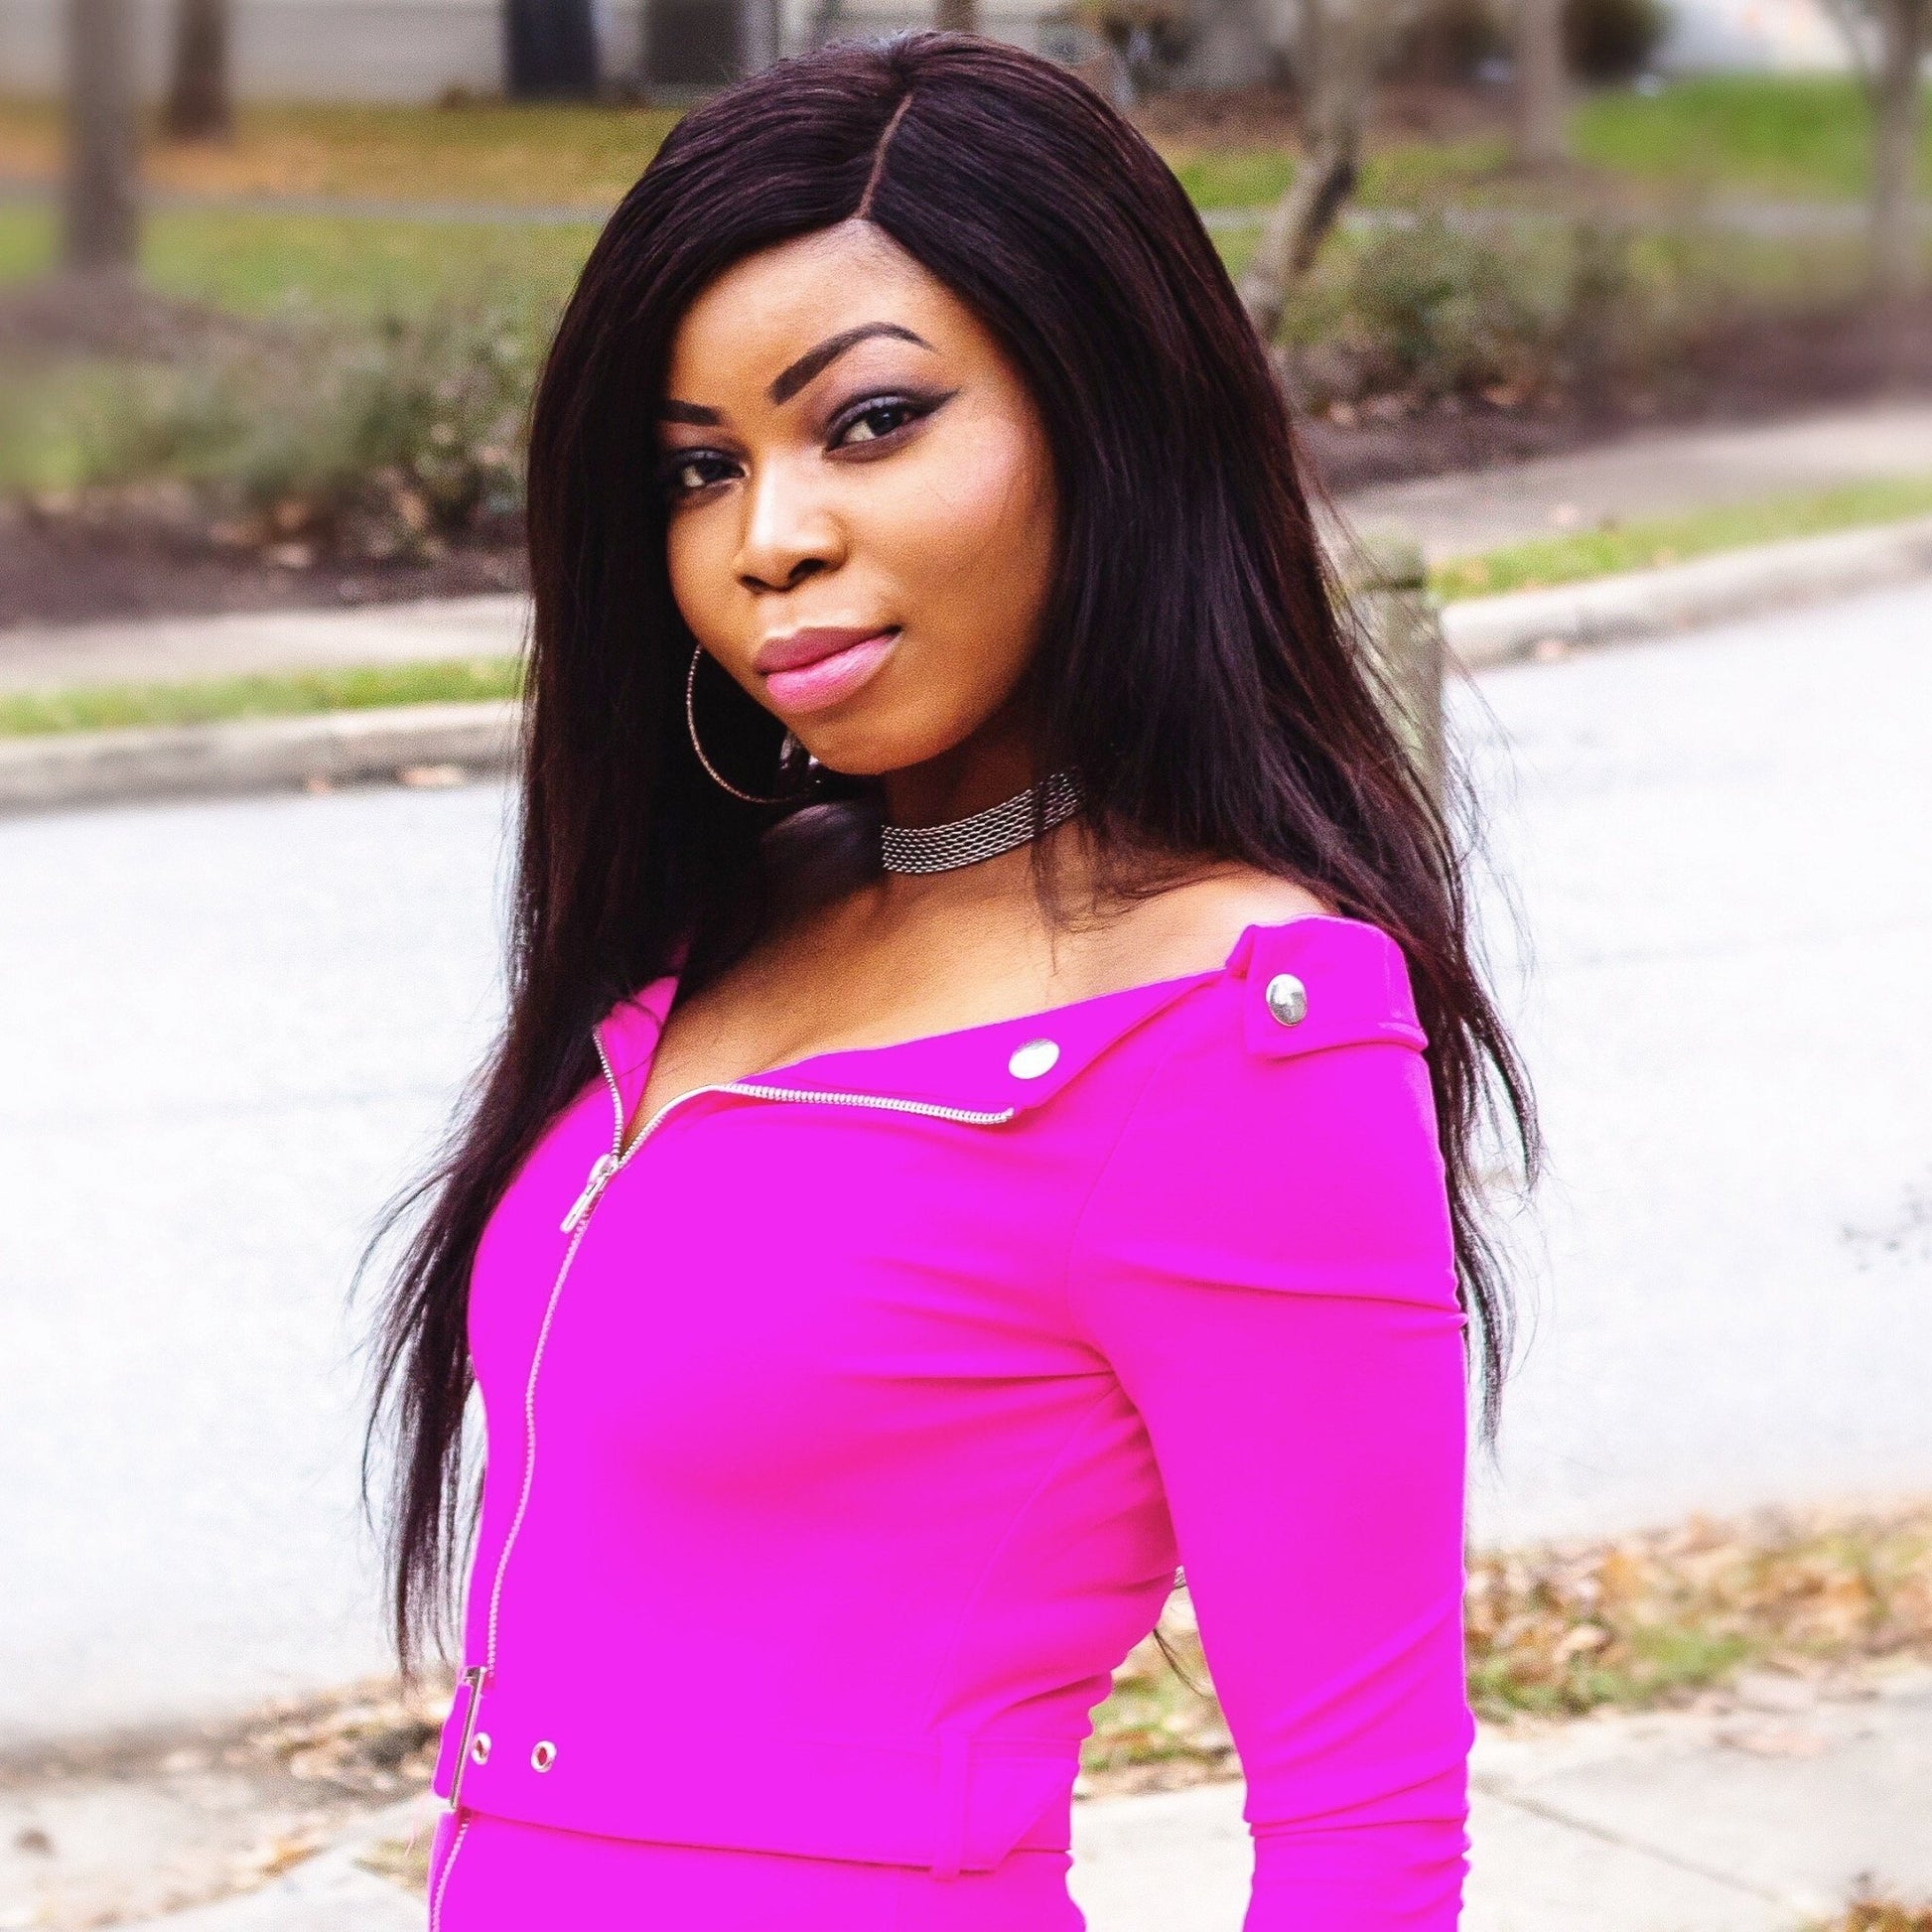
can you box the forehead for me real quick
[663,219,983,395]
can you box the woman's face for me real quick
[656,219,1060,788]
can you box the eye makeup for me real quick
[825,385,958,455]
[655,383,960,499]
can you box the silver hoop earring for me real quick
[685,642,803,805]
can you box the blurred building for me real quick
[0,0,1852,103]
[0,0,1104,101]
[1657,0,1852,69]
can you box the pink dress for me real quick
[425,913,1473,1928]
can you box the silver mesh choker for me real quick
[879,768,1082,876]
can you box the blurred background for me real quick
[0,0,1928,1927]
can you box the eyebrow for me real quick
[768,322,933,405]
[656,321,936,426]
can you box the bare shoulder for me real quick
[1068,864,1334,994]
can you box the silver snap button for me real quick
[1264,973,1308,1027]
[469,1732,490,1766]
[1008,1037,1060,1079]
[530,1739,557,1772]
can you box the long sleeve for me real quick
[1064,1001,1473,1929]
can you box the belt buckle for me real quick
[446,1664,489,1813]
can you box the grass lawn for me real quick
[0,97,677,209]
[1431,477,1932,602]
[6,77,1924,222]
[0,80,1914,336]
[1572,74,1932,203]
[0,656,523,738]
[0,202,599,320]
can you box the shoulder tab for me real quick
[1224,916,1427,1060]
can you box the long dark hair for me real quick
[363,29,1537,1670]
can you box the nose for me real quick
[734,453,846,595]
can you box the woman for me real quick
[369,29,1534,1930]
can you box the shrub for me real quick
[220,307,536,556]
[1282,213,1715,410]
[10,302,546,561]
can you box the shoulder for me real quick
[1069,911,1454,1307]
[1071,865,1333,995]
[1090,906,1442,1197]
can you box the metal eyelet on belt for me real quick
[469,1732,490,1765]
[530,1739,557,1772]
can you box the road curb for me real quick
[1442,514,1932,668]
[0,700,520,815]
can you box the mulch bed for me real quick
[0,504,528,632]
[4,287,1930,634]
[1298,292,1932,495]
[1130,78,1514,148]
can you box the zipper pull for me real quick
[560,1151,619,1234]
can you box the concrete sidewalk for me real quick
[102,1666,1932,1930]
[1075,1666,1932,1931]
[8,512,1932,815]
[0,595,525,696]
[1341,399,1932,563]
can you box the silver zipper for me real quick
[561,1037,1018,1233]
[475,1034,1017,1690]
[429,1815,471,1929]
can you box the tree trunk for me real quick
[1869,0,1929,295]
[64,0,141,272]
[935,0,977,31]
[1515,0,1567,167]
[505,0,601,96]
[164,0,232,141]
[1238,0,1383,343]
[738,0,779,68]
[1238,129,1360,344]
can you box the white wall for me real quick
[0,0,506,99]
[1658,0,1855,71]
[0,0,1093,102]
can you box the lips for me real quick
[754,625,899,714]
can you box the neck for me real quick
[877,704,1037,829]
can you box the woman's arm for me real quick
[1065,1017,1472,1931]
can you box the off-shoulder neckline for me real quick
[609,911,1373,1090]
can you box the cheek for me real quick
[664,510,742,644]
[873,419,1055,615]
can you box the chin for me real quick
[791,709,969,781]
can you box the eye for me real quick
[829,392,947,452]
[660,450,740,497]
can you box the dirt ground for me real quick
[1130,78,1515,148]
[0,1680,447,1930]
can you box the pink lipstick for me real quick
[754,626,898,713]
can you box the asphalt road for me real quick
[1459,578,1932,1543]
[2,580,1928,1748]
[0,781,514,1748]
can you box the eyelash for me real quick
[658,389,948,499]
